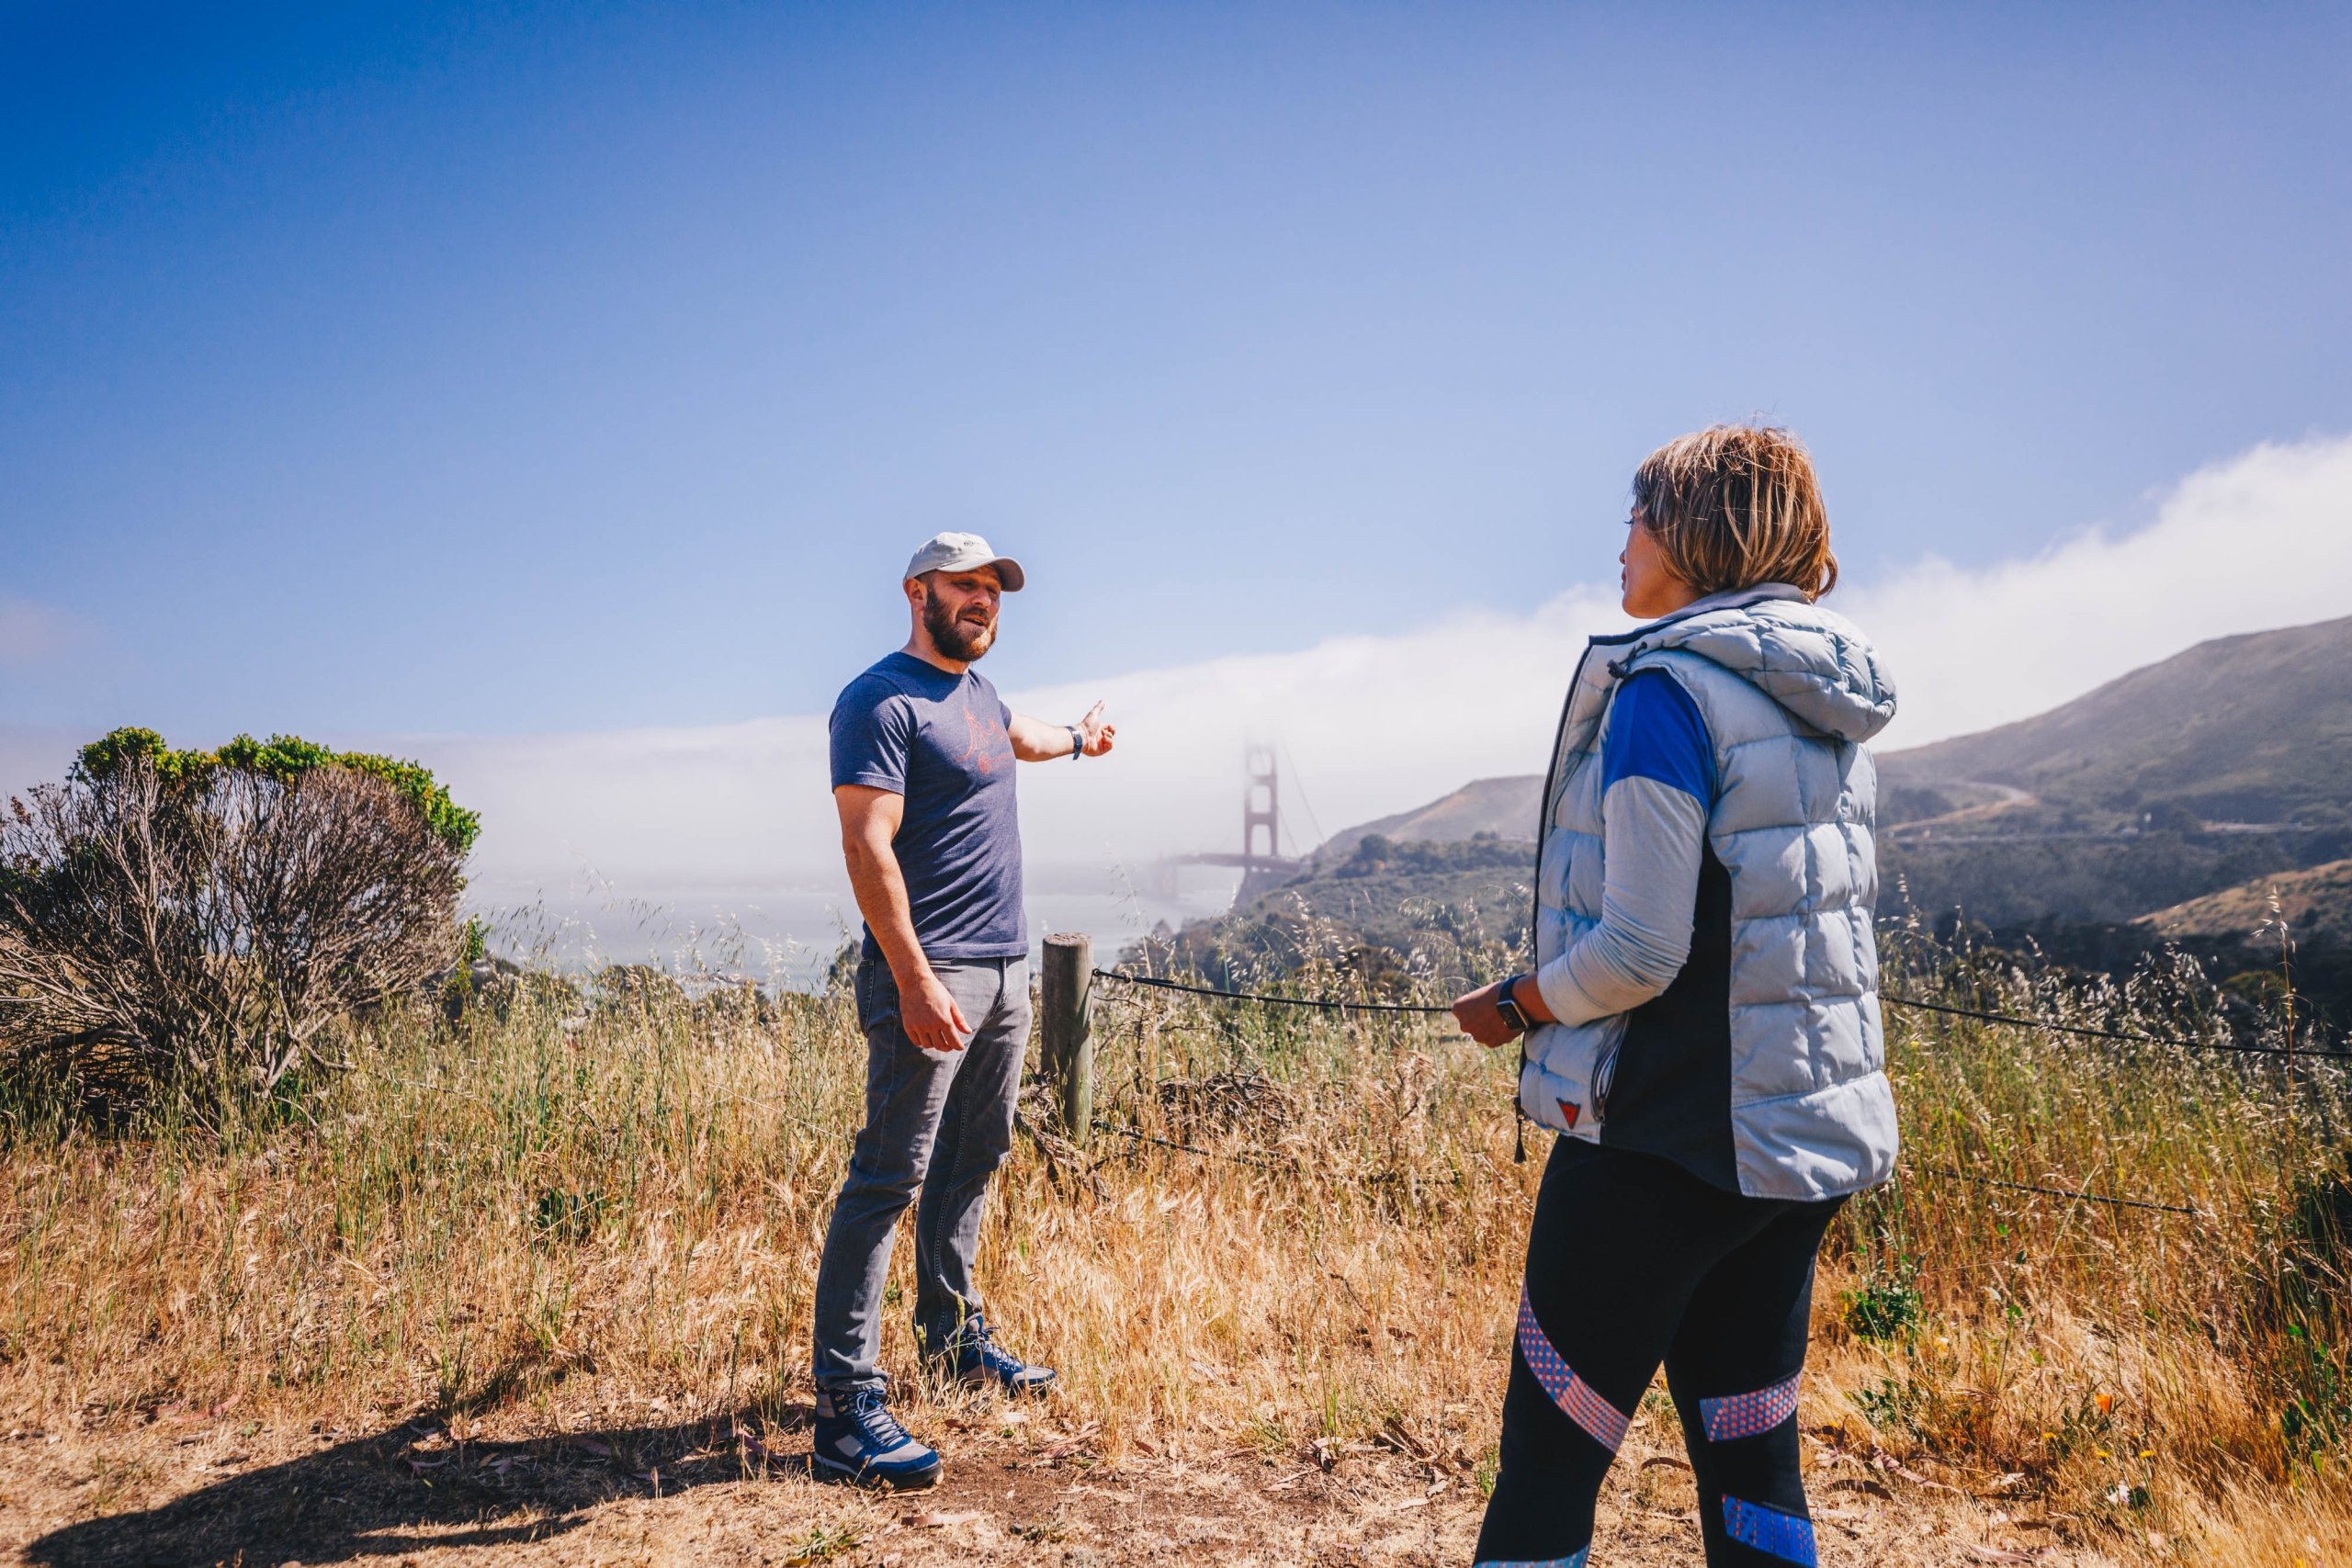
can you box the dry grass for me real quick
[0,930,2346,1564]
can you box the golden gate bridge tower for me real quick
[1150,745,1303,903]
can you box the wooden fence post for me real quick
[1040,933,1093,1147]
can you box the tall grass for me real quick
[0,927,2344,1562]
[1832,923,2352,1556]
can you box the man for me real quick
[809,530,1116,1490]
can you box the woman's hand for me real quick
[1453,981,1521,1047]
[1453,974,1558,1045]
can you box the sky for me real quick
[6,3,2352,953]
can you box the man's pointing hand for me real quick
[1079,700,1116,757]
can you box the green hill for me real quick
[1306,774,1539,867]
[1879,613,2352,828]
[1879,828,2347,927]
[1878,615,2352,924]
[1145,831,1532,992]
[2139,858,2352,945]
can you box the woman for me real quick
[1453,424,1897,1568]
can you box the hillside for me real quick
[1148,831,1532,989]
[1879,613,2352,826]
[1310,774,1538,865]
[1879,827,2346,927]
[1878,615,2352,924]
[2138,857,2352,944]
[1186,776,1542,976]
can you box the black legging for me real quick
[1474,1138,1844,1567]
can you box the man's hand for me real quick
[899,966,972,1053]
[1008,702,1117,761]
[1076,699,1116,757]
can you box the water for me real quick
[465,864,1243,989]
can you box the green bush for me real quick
[0,728,478,1111]
[73,727,481,855]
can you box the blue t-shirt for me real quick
[1601,669,1716,804]
[830,651,1028,961]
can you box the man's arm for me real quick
[834,784,971,1052]
[1007,700,1115,761]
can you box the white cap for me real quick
[903,531,1025,592]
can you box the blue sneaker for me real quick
[809,1387,941,1490]
[929,1314,1057,1397]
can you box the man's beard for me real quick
[924,593,997,661]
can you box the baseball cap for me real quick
[903,531,1025,592]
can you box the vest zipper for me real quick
[1518,645,1600,1161]
[1591,1039,1622,1123]
[1525,625,1655,1146]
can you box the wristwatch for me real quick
[1067,724,1085,761]
[1494,974,1532,1034]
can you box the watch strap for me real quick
[1495,974,1531,1032]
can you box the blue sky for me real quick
[6,1,2351,740]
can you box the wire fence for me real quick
[1080,965,2318,1219]
[1089,968,1453,1015]
[1090,967,2351,1061]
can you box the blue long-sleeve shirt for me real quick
[1533,670,1715,1025]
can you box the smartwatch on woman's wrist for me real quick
[1494,974,1532,1034]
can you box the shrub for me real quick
[1841,1265,1925,1341]
[0,728,475,1109]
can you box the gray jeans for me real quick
[810,954,1031,1394]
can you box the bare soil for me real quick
[0,1393,2125,1567]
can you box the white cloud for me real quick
[1001,586,1623,872]
[417,716,834,890]
[1846,433,2352,748]
[415,584,1628,900]
[9,433,2351,946]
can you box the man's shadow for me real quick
[27,1403,815,1568]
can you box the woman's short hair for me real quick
[1632,424,1838,600]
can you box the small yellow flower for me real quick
[2095,1448,2110,1460]
[2139,1449,2154,1460]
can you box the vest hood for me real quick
[1623,590,1897,744]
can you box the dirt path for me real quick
[0,1398,2127,1567]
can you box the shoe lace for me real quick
[953,1315,1017,1361]
[847,1389,912,1448]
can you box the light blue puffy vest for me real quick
[1522,587,1901,1200]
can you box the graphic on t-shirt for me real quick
[957,692,1012,775]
